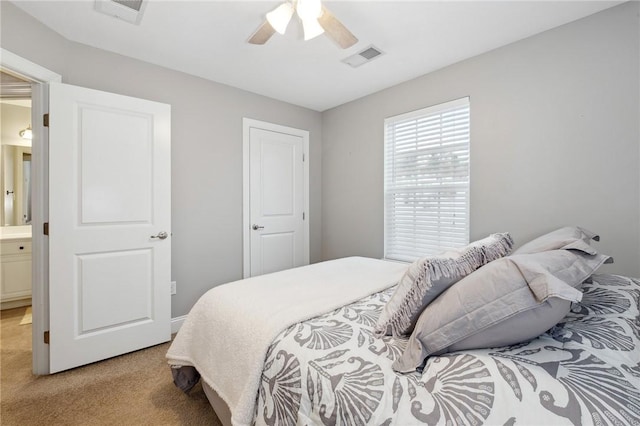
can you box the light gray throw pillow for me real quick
[374,233,513,338]
[514,225,599,255]
[392,249,612,373]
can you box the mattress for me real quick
[167,257,409,425]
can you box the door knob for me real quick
[151,231,169,240]
[252,224,265,230]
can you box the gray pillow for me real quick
[374,233,513,338]
[514,226,599,255]
[392,249,612,373]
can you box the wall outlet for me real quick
[171,281,177,295]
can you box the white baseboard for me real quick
[171,315,187,334]
[1,297,32,311]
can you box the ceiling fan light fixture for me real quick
[249,0,357,48]
[296,0,322,21]
[19,126,33,140]
[302,18,324,41]
[266,2,294,35]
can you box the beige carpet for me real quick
[1,307,222,425]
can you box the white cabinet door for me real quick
[48,82,171,373]
[248,126,307,276]
[0,239,32,302]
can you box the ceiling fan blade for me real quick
[248,21,276,45]
[318,6,358,49]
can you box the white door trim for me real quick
[0,49,62,83]
[242,118,309,278]
[1,48,62,375]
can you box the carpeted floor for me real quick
[1,306,222,425]
[19,306,32,325]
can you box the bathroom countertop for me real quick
[0,233,32,240]
[0,226,32,241]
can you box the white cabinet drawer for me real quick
[1,240,32,255]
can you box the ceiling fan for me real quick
[248,0,358,49]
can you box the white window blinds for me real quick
[384,97,470,262]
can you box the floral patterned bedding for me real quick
[255,274,640,425]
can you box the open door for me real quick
[48,82,171,373]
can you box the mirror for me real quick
[1,71,32,227]
[2,145,32,226]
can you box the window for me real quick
[384,97,470,262]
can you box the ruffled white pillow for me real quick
[374,232,514,338]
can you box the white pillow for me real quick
[514,226,599,255]
[392,249,612,373]
[374,233,513,338]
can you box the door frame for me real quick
[242,118,309,278]
[1,48,62,375]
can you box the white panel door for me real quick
[249,127,305,276]
[48,82,171,373]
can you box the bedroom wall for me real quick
[321,2,640,277]
[0,1,324,318]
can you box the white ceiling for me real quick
[10,0,623,111]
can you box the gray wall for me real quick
[322,2,640,277]
[1,2,323,317]
[3,0,639,322]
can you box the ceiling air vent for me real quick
[95,0,147,25]
[342,45,384,68]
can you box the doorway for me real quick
[1,50,172,374]
[0,71,34,374]
[1,48,61,374]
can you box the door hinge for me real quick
[43,222,49,235]
[302,153,305,162]
[303,212,305,220]
[44,331,50,344]
[43,113,49,127]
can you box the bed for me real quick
[253,272,640,425]
[167,243,640,425]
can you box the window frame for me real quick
[383,97,471,262]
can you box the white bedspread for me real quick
[166,257,408,426]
